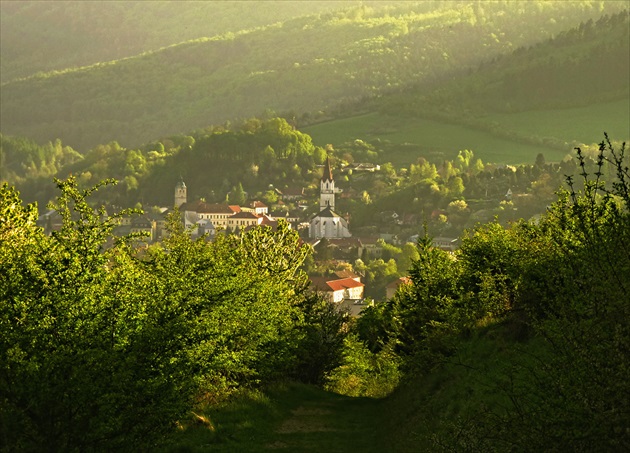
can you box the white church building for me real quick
[309,158,351,239]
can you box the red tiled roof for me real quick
[326,277,364,291]
[311,276,364,292]
[185,202,240,214]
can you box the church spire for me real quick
[321,156,333,182]
[319,157,335,211]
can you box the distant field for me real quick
[303,113,569,166]
[485,99,630,145]
[303,98,629,166]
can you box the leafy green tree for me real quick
[437,137,630,451]
[0,179,314,451]
[293,294,349,385]
[0,179,196,450]
[324,334,400,398]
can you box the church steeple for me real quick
[320,157,335,211]
[174,176,187,208]
[321,156,333,183]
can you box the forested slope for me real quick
[384,11,629,117]
[0,0,361,83]
[1,1,624,151]
[4,136,617,452]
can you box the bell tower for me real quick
[174,177,187,208]
[320,157,335,211]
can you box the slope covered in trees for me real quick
[370,137,630,451]
[0,0,361,83]
[4,117,327,208]
[305,11,629,162]
[177,136,629,451]
[1,1,624,151]
[1,177,348,450]
[384,11,629,117]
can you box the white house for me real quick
[310,276,365,304]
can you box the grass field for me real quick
[303,113,568,166]
[485,98,630,145]
[302,98,629,166]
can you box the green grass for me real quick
[162,382,386,453]
[303,113,569,166]
[484,99,630,145]
[302,98,629,166]
[161,322,550,452]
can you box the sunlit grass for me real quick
[161,382,386,452]
[302,98,630,166]
[484,98,630,145]
[303,113,568,166]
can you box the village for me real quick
[37,157,459,314]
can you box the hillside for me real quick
[304,11,629,165]
[1,1,625,152]
[0,0,363,83]
[384,10,629,116]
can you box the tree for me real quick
[0,179,315,451]
[227,182,246,205]
[0,179,196,450]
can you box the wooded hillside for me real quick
[1,1,625,151]
[0,0,361,83]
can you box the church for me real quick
[309,157,351,239]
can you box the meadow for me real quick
[303,112,569,166]
[302,97,629,166]
[485,98,630,145]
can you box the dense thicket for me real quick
[2,1,624,150]
[0,177,346,451]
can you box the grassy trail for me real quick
[265,388,384,453]
[167,383,386,452]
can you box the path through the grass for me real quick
[264,388,384,453]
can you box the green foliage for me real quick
[293,295,350,385]
[0,133,82,186]
[0,178,194,450]
[364,136,630,451]
[325,334,401,398]
[0,177,318,450]
[0,1,353,83]
[385,235,462,361]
